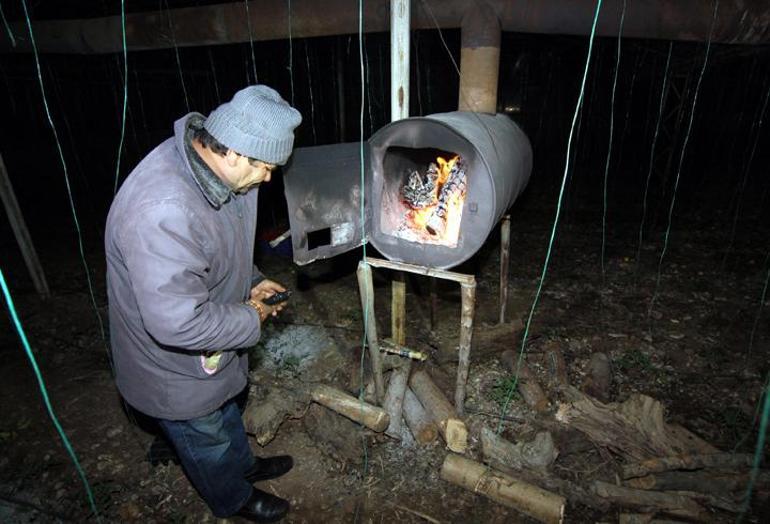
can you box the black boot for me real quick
[236,487,289,523]
[244,455,294,483]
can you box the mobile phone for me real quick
[263,290,292,306]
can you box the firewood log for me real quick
[622,453,751,480]
[383,363,411,439]
[499,350,549,412]
[402,387,438,444]
[542,341,569,390]
[441,454,566,524]
[409,370,467,453]
[581,352,611,403]
[592,481,707,520]
[311,384,389,432]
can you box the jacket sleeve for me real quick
[120,201,261,351]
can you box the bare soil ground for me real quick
[1,204,768,523]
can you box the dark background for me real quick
[1,2,769,293]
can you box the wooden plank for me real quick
[2,1,767,54]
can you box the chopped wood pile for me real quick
[242,332,767,523]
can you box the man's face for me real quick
[222,151,276,193]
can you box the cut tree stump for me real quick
[243,384,310,446]
[303,404,368,465]
[581,352,611,403]
[592,481,707,521]
[441,454,566,524]
[556,387,716,462]
[409,370,467,453]
[499,350,549,412]
[402,387,438,444]
[481,427,558,471]
[311,384,389,432]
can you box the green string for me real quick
[496,0,605,433]
[113,0,128,195]
[748,251,770,357]
[162,0,190,113]
[243,0,258,84]
[635,43,672,276]
[287,0,294,105]
[0,0,15,47]
[0,269,100,520]
[649,0,719,318]
[737,374,770,522]
[357,0,369,481]
[600,0,626,282]
[19,0,106,345]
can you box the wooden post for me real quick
[429,277,438,331]
[499,214,511,324]
[391,274,406,345]
[441,454,566,523]
[356,261,385,403]
[456,279,476,416]
[410,369,467,453]
[0,152,50,298]
[311,384,390,432]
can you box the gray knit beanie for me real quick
[204,85,302,165]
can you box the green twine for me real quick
[162,0,190,113]
[748,251,770,357]
[244,0,258,84]
[113,0,128,195]
[600,0,626,282]
[497,0,605,433]
[0,269,100,520]
[737,374,770,521]
[649,0,719,317]
[19,0,106,344]
[0,0,15,47]
[287,0,294,105]
[357,0,369,481]
[635,43,672,275]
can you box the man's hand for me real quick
[250,279,287,317]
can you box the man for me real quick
[105,85,302,522]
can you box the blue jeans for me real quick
[157,399,255,517]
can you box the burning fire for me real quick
[399,154,467,247]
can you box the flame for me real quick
[401,154,465,247]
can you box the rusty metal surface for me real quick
[3,0,770,54]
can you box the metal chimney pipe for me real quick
[458,1,501,113]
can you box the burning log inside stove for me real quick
[399,155,467,245]
[401,163,438,209]
[426,157,467,237]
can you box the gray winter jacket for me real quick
[105,113,262,420]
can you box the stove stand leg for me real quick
[356,261,385,404]
[455,279,476,416]
[499,214,511,324]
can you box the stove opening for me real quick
[381,146,467,248]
